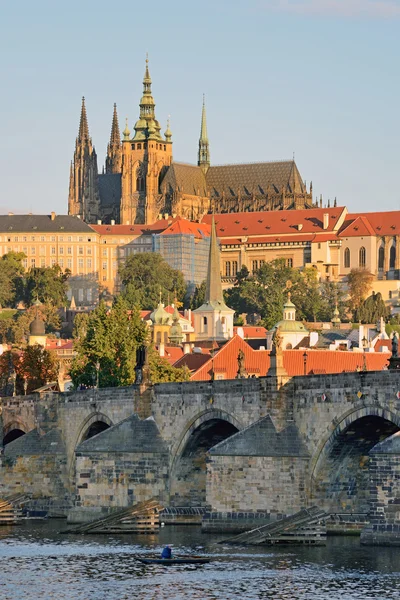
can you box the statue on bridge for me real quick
[236,349,248,379]
[388,332,400,370]
[272,326,283,356]
[134,345,149,384]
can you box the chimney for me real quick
[51,211,56,221]
[323,213,329,230]
[97,220,102,225]
[111,219,115,226]
[159,342,165,357]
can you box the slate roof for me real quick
[206,160,307,198]
[162,163,208,196]
[4,428,66,457]
[0,214,94,233]
[209,415,310,457]
[76,414,168,454]
[98,173,122,207]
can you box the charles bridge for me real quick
[1,369,400,544]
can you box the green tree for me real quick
[70,297,148,389]
[318,281,348,322]
[147,345,190,383]
[119,253,186,309]
[189,280,206,309]
[354,292,388,324]
[346,269,374,316]
[24,265,70,307]
[0,346,59,395]
[0,252,26,307]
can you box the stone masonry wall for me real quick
[207,455,308,517]
[74,451,169,514]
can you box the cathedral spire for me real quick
[205,216,224,304]
[105,103,122,174]
[133,55,163,141]
[198,95,210,172]
[78,96,89,143]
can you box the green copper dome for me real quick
[150,302,171,324]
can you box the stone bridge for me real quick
[1,370,400,524]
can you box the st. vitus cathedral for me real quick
[68,59,314,225]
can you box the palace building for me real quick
[67,59,314,226]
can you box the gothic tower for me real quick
[198,95,210,173]
[105,103,122,174]
[68,97,100,222]
[120,57,173,224]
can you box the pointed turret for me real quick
[105,103,122,174]
[68,97,100,222]
[198,95,210,172]
[205,216,225,306]
[78,97,89,143]
[193,217,234,341]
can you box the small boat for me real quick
[136,556,211,565]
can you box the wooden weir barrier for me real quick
[219,506,328,546]
[61,499,163,534]
[0,494,30,525]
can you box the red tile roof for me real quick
[202,207,346,238]
[339,215,376,237]
[374,339,392,353]
[234,326,267,339]
[160,220,211,238]
[346,211,400,237]
[158,346,184,365]
[173,352,211,372]
[90,224,147,235]
[190,335,389,381]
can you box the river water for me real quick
[0,521,399,600]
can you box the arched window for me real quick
[232,261,238,276]
[225,262,231,277]
[156,331,162,344]
[378,246,385,270]
[344,247,350,268]
[203,317,208,326]
[390,246,396,269]
[359,247,366,268]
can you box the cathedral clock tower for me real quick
[120,58,173,224]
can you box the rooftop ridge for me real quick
[210,159,295,167]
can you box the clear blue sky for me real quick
[0,0,399,215]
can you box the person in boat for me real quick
[161,544,172,559]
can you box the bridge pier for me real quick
[361,432,400,546]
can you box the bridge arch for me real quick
[310,405,400,514]
[74,412,114,448]
[2,420,29,446]
[169,408,242,507]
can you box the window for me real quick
[31,247,36,255]
[31,236,35,241]
[51,247,56,255]
[78,258,84,272]
[103,261,107,270]
[390,246,396,269]
[51,258,56,266]
[87,258,92,269]
[68,236,72,242]
[252,260,258,273]
[40,246,46,255]
[40,258,45,267]
[59,247,64,255]
[13,236,18,242]
[287,258,293,268]
[378,246,385,270]
[23,247,27,255]
[389,291,393,299]
[359,246,366,268]
[232,261,238,276]
[67,258,72,269]
[23,258,27,268]
[23,236,27,242]
[137,143,141,150]
[67,247,72,254]
[131,144,135,150]
[344,247,350,268]
[78,247,84,255]
[40,236,45,242]
[59,258,64,268]
[87,247,91,255]
[51,236,56,242]
[31,258,36,266]
[78,236,83,242]
[103,248,107,257]
[59,236,63,242]
[225,261,231,277]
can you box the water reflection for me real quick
[0,522,399,599]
